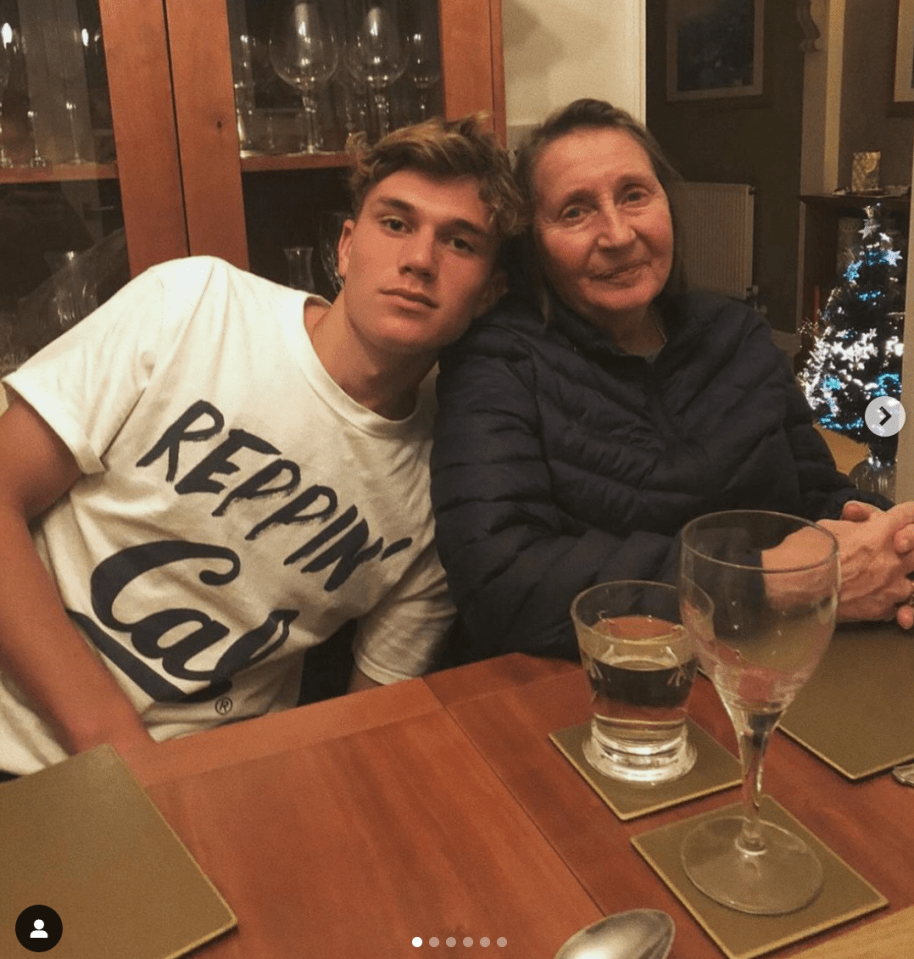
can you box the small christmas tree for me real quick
[799,204,905,486]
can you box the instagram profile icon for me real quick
[15,906,63,952]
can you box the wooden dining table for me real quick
[127,651,914,959]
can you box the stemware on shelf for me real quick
[65,98,87,164]
[43,10,93,164]
[27,107,48,167]
[269,1,339,155]
[0,40,12,168]
[233,33,257,151]
[335,71,371,143]
[678,509,839,915]
[344,0,407,140]
[283,245,316,291]
[44,250,95,333]
[404,10,440,120]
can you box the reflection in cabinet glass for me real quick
[0,0,130,375]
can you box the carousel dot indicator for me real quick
[412,937,422,947]
[497,938,508,947]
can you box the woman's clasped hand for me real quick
[824,500,914,628]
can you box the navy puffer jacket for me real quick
[430,290,885,663]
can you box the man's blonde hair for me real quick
[347,115,525,243]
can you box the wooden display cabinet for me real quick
[164,0,505,295]
[0,0,505,316]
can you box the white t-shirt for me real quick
[1,256,453,773]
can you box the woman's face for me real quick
[531,127,674,334]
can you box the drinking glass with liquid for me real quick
[570,580,698,785]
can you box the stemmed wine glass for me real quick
[678,510,839,915]
[233,33,257,151]
[27,108,48,167]
[405,12,440,120]
[344,0,407,140]
[0,40,12,168]
[45,14,92,164]
[269,1,339,154]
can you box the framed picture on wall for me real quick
[894,0,914,103]
[667,0,765,102]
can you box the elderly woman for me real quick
[430,98,914,664]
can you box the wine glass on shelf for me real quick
[233,33,257,151]
[269,1,339,155]
[283,245,316,291]
[45,12,93,164]
[678,510,839,915]
[335,71,371,142]
[404,16,440,119]
[65,98,88,164]
[27,107,49,168]
[344,0,407,140]
[0,41,13,168]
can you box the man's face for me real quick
[336,169,501,362]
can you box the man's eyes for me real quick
[448,235,477,254]
[380,218,478,253]
[381,216,409,232]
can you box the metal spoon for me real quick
[892,760,914,786]
[554,909,675,959]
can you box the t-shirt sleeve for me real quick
[351,539,454,684]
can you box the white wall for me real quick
[502,0,646,149]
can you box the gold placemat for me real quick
[550,719,741,821]
[0,745,236,959]
[632,798,888,959]
[780,625,914,779]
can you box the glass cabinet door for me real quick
[165,0,504,300]
[0,0,185,374]
[0,0,503,375]
[229,0,445,297]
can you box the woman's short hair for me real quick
[347,115,526,244]
[512,98,687,312]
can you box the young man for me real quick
[0,116,523,775]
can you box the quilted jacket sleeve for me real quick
[430,322,680,661]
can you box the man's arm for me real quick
[0,397,154,757]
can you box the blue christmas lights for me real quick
[799,204,906,458]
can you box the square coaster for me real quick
[550,719,741,820]
[631,798,888,959]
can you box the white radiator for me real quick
[674,182,755,300]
